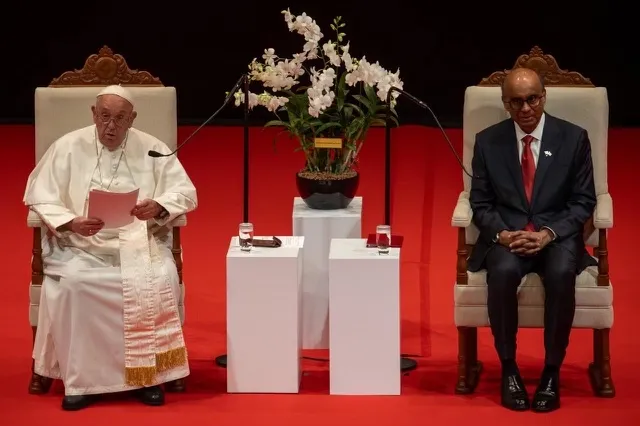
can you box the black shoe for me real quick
[532,372,560,413]
[501,372,530,411]
[135,385,165,406]
[61,394,99,411]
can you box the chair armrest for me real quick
[451,191,472,228]
[27,210,43,228]
[171,214,187,227]
[594,193,613,229]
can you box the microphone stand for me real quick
[377,92,417,373]
[215,76,250,370]
[376,86,475,374]
[243,74,250,223]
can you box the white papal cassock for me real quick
[23,124,198,396]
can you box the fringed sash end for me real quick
[156,346,187,372]
[125,366,157,386]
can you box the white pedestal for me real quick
[226,236,304,393]
[292,197,362,350]
[328,238,401,395]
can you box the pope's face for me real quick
[91,95,137,149]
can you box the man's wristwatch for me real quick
[492,232,500,243]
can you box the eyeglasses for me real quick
[97,112,130,127]
[503,94,545,110]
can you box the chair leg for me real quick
[455,327,482,394]
[165,378,186,393]
[588,328,615,397]
[28,326,52,395]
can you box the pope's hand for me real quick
[70,217,104,236]
[131,199,163,221]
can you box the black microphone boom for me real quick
[386,86,476,180]
[148,74,248,158]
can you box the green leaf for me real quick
[345,102,365,117]
[315,121,343,136]
[342,105,353,123]
[352,95,373,112]
[364,84,379,105]
[270,129,291,151]
[264,119,289,128]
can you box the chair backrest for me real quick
[462,46,609,245]
[34,46,177,162]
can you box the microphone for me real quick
[386,86,477,179]
[148,74,248,158]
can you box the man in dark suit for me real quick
[468,67,596,413]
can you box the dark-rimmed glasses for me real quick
[96,112,130,127]
[503,94,545,110]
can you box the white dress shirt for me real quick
[515,112,545,166]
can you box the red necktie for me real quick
[521,135,536,231]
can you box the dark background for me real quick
[1,2,634,127]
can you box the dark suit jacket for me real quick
[468,114,597,273]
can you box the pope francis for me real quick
[23,85,198,410]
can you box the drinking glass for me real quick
[239,222,254,252]
[376,225,391,254]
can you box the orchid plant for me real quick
[233,8,403,177]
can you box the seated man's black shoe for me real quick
[501,372,530,411]
[61,394,99,411]
[532,369,560,413]
[135,385,165,406]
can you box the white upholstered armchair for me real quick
[28,46,188,394]
[451,47,614,397]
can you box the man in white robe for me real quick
[23,85,197,410]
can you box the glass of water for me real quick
[376,224,391,254]
[239,222,254,252]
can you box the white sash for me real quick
[119,221,187,386]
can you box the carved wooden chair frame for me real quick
[455,46,614,397]
[28,46,186,395]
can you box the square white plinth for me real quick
[226,236,304,393]
[292,196,362,349]
[329,238,401,395]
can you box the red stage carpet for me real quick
[1,124,638,424]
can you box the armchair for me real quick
[28,46,188,394]
[451,47,614,397]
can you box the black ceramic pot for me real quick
[296,172,359,210]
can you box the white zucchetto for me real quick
[97,84,134,107]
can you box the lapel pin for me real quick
[544,150,552,157]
